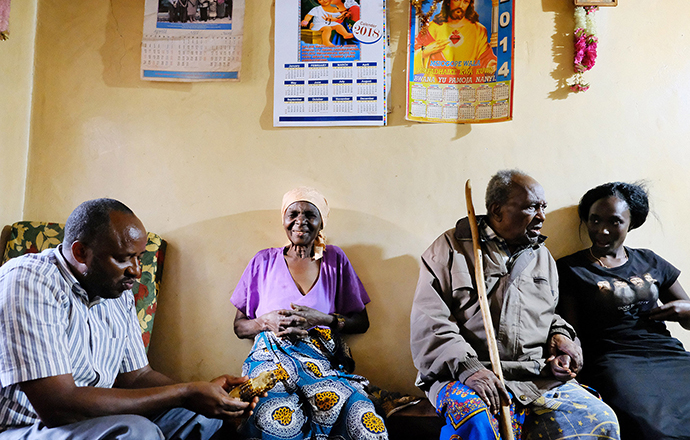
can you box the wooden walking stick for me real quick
[465,179,515,440]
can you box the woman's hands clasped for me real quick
[255,309,305,335]
[257,304,332,338]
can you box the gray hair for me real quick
[485,169,529,210]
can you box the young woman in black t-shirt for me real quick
[557,181,690,440]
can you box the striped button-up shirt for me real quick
[0,247,149,429]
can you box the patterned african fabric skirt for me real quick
[238,329,388,440]
[436,381,620,440]
[436,381,525,440]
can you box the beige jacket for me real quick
[410,216,575,407]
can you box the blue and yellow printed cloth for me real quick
[437,381,620,440]
[239,329,388,439]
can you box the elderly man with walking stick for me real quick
[410,169,621,440]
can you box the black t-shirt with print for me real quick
[557,247,681,361]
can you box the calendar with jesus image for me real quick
[406,0,515,123]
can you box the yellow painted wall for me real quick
[16,0,690,395]
[0,0,36,227]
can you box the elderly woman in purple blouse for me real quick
[231,187,388,440]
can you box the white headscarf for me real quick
[281,187,330,260]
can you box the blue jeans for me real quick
[0,407,222,440]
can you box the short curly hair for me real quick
[64,198,134,246]
[578,182,649,230]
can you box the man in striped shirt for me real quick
[0,199,253,439]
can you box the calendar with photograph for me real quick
[141,0,245,81]
[273,0,387,127]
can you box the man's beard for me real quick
[450,7,466,20]
[82,266,126,299]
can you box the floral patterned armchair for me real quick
[0,221,166,352]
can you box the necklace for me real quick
[411,0,443,35]
[589,247,628,269]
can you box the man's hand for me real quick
[19,371,258,428]
[215,375,263,414]
[549,354,575,381]
[183,376,252,418]
[464,369,511,415]
[546,334,582,379]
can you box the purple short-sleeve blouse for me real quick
[231,245,370,319]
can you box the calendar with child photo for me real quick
[274,0,387,127]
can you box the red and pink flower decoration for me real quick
[569,6,598,93]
